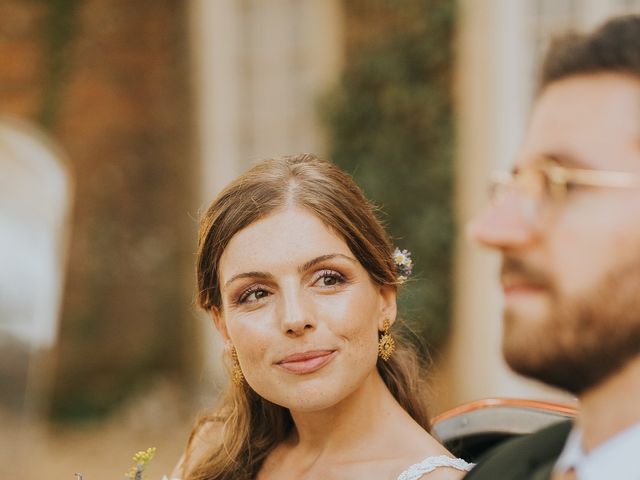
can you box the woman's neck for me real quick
[286,370,413,459]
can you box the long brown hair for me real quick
[186,154,430,480]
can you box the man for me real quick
[465,14,640,480]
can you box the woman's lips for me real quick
[276,350,336,374]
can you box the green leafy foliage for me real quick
[322,0,456,349]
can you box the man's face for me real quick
[469,73,640,395]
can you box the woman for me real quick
[175,154,472,480]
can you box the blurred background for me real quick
[1,0,639,478]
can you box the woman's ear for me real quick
[210,307,231,343]
[378,284,397,330]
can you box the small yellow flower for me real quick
[133,447,156,464]
[125,447,156,479]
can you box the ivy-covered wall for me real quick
[323,0,456,349]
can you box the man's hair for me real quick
[540,14,640,91]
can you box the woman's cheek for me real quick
[227,312,272,368]
[314,294,379,365]
[316,288,378,332]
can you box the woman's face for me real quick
[213,206,396,412]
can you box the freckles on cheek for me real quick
[321,298,374,342]
[341,311,380,357]
[227,319,269,361]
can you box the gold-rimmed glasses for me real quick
[489,157,640,224]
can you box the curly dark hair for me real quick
[540,14,640,91]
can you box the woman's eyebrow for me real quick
[298,253,357,273]
[224,271,273,289]
[224,254,357,289]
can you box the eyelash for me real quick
[236,285,271,305]
[311,269,347,288]
[233,269,348,305]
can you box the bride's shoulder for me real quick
[394,429,472,479]
[381,421,471,479]
[396,455,473,480]
[171,415,225,479]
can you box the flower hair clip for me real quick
[393,247,413,283]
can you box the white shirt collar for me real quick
[554,421,640,480]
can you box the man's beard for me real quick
[501,255,640,395]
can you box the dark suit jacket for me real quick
[464,420,573,480]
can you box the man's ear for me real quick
[210,306,230,343]
[378,284,397,330]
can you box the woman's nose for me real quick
[279,285,315,336]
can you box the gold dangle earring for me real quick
[230,346,244,386]
[378,319,395,361]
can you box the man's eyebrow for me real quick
[298,253,358,273]
[224,271,273,289]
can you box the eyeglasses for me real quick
[489,157,640,224]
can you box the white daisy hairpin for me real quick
[393,247,413,283]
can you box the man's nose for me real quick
[279,285,315,336]
[466,198,538,249]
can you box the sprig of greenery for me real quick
[124,447,157,480]
[75,446,180,479]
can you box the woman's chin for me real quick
[254,379,357,413]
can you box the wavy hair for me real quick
[185,154,430,480]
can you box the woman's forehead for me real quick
[218,207,353,279]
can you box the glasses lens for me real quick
[488,168,553,224]
[489,172,511,204]
[519,168,550,200]
[520,167,561,223]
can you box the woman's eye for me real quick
[313,270,346,288]
[238,287,270,304]
[321,275,338,286]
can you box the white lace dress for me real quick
[396,455,474,480]
[171,455,474,480]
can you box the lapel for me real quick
[522,423,571,480]
[464,420,573,480]
[530,460,555,480]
